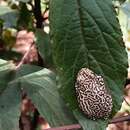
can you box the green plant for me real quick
[0,0,128,130]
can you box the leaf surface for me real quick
[0,59,15,94]
[50,0,128,129]
[0,5,18,27]
[35,29,53,67]
[0,59,19,130]
[0,6,14,16]
[20,68,77,127]
[0,66,77,129]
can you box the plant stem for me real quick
[109,114,130,124]
[44,124,81,130]
[15,42,34,70]
[34,0,43,28]
[33,0,44,66]
[43,115,130,130]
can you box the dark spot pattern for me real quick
[75,68,112,119]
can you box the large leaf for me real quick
[0,65,76,129]
[50,0,128,129]
[0,6,14,16]
[0,59,19,130]
[7,68,76,128]
[19,68,77,126]
[15,64,42,77]
[0,64,43,130]
[35,29,53,67]
[0,83,21,130]
[0,59,15,94]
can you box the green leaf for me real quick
[0,50,22,61]
[50,0,128,129]
[20,68,77,126]
[0,59,15,94]
[0,6,18,28]
[11,69,75,127]
[0,6,14,16]
[0,12,18,28]
[0,65,76,129]
[35,29,53,67]
[0,83,21,130]
[15,64,42,77]
[0,59,19,130]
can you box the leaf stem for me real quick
[109,114,130,124]
[15,42,34,70]
[43,115,130,130]
[44,124,81,130]
[33,0,43,28]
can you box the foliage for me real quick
[50,0,128,129]
[0,6,18,29]
[0,0,129,130]
[0,61,77,130]
[17,3,33,29]
[35,29,53,67]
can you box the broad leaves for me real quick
[0,60,18,130]
[0,59,15,94]
[50,0,128,129]
[0,83,21,130]
[19,68,76,126]
[0,63,76,130]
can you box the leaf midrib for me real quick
[76,0,119,78]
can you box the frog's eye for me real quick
[75,68,112,119]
